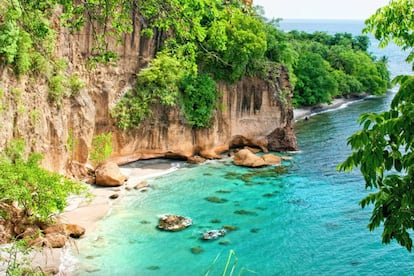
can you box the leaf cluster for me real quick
[0,139,87,223]
[0,0,56,76]
[340,0,414,250]
[90,133,112,166]
[179,73,218,128]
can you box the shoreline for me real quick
[30,96,367,274]
[293,95,367,121]
[31,161,180,275]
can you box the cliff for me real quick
[0,13,297,175]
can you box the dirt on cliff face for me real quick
[0,19,297,175]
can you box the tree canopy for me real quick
[287,30,390,107]
[339,0,414,251]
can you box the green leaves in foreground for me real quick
[338,75,414,251]
[0,140,87,223]
[339,0,414,252]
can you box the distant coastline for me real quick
[293,94,368,121]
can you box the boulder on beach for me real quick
[157,214,192,232]
[95,162,128,187]
[45,233,67,248]
[42,223,85,239]
[134,180,149,190]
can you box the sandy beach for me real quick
[30,161,179,275]
[293,96,365,121]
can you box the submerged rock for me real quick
[210,219,222,224]
[222,225,238,231]
[205,196,228,203]
[191,246,204,254]
[202,229,226,240]
[146,266,160,271]
[157,214,192,232]
[234,209,258,216]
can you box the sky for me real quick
[253,0,390,20]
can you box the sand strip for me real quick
[294,96,366,121]
[31,161,179,275]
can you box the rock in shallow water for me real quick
[157,214,192,232]
[202,229,226,240]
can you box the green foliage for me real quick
[340,0,414,251]
[288,30,391,106]
[180,74,218,128]
[48,74,68,102]
[293,52,337,106]
[69,74,85,96]
[364,0,414,64]
[29,110,41,126]
[113,0,271,129]
[60,0,133,64]
[67,129,78,156]
[112,51,187,129]
[90,133,113,166]
[0,139,87,223]
[0,0,57,76]
[0,240,44,276]
[0,18,20,64]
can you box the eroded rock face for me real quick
[157,214,192,232]
[95,162,128,187]
[0,15,297,175]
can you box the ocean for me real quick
[72,20,413,275]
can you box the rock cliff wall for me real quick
[0,16,297,175]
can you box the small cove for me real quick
[72,94,414,275]
[71,20,414,275]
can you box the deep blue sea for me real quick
[72,20,413,275]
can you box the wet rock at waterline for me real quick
[157,214,192,232]
[134,180,149,190]
[233,149,266,167]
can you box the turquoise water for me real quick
[74,96,414,275]
[73,21,414,275]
